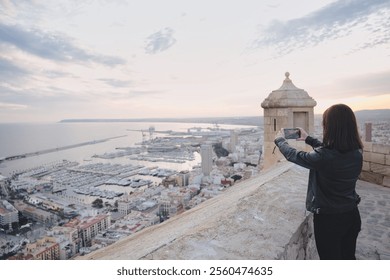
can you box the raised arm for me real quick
[305,136,323,149]
[274,137,323,170]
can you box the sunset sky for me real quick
[0,0,389,122]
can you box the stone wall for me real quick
[360,141,390,188]
[278,214,318,260]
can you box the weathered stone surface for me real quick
[363,141,373,152]
[360,142,390,187]
[383,176,390,188]
[362,161,370,172]
[363,151,372,162]
[359,171,384,185]
[261,73,316,109]
[261,73,316,170]
[371,163,390,176]
[370,153,386,165]
[356,179,390,260]
[373,143,390,154]
[386,155,390,165]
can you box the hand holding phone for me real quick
[283,128,301,139]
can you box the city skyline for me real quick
[0,0,390,123]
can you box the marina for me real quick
[21,162,171,200]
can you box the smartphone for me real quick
[284,128,301,139]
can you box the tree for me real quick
[92,198,103,208]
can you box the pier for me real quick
[3,135,127,162]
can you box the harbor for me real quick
[2,135,128,162]
[0,121,263,260]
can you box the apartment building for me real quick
[25,237,60,260]
[71,214,111,247]
[0,200,19,231]
[47,226,81,259]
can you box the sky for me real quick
[0,0,389,123]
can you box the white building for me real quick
[230,130,238,152]
[177,171,190,187]
[200,144,213,176]
[0,175,9,196]
[46,226,80,259]
[0,200,19,230]
[71,214,111,247]
[117,195,134,216]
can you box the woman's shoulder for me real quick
[319,147,363,159]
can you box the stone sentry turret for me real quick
[261,72,317,170]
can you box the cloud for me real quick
[128,90,161,97]
[145,27,177,54]
[99,78,132,88]
[41,70,76,79]
[252,0,390,55]
[0,57,29,83]
[0,82,89,107]
[337,70,390,95]
[106,89,161,100]
[0,102,27,110]
[0,85,33,108]
[311,70,390,99]
[0,22,126,66]
[347,8,390,54]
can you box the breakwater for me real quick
[2,135,127,162]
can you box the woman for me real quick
[274,104,363,260]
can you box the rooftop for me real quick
[79,162,390,260]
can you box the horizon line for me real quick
[58,108,390,122]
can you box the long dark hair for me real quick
[322,104,363,152]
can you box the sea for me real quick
[0,121,251,177]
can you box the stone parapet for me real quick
[360,171,385,186]
[361,141,390,188]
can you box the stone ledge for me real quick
[279,214,318,260]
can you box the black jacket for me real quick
[274,136,362,214]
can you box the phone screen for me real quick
[284,128,301,139]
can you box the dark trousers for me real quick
[313,207,361,260]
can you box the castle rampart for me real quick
[360,141,390,188]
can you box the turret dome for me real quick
[261,72,317,108]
